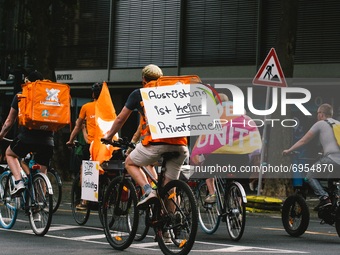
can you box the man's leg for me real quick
[6,147,21,181]
[306,157,333,210]
[205,178,217,203]
[126,155,157,207]
[125,155,149,188]
[6,146,25,196]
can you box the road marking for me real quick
[48,225,80,232]
[73,234,106,240]
[262,227,338,236]
[192,240,308,253]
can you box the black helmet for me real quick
[92,82,103,99]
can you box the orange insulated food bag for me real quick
[18,80,71,131]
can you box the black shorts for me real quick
[10,137,54,166]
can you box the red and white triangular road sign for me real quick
[253,48,287,87]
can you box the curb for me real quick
[246,196,283,212]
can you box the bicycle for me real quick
[134,164,197,242]
[70,141,123,226]
[281,151,340,237]
[102,138,198,255]
[22,153,62,213]
[196,176,247,241]
[0,138,54,236]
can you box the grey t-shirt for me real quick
[310,118,340,164]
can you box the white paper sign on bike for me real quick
[81,160,99,202]
[141,84,222,139]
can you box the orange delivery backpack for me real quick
[17,79,71,132]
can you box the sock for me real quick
[143,184,152,195]
[15,180,22,185]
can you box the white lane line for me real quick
[73,234,106,240]
[130,242,159,248]
[262,227,337,236]
[48,225,80,232]
[0,226,307,253]
[192,240,308,254]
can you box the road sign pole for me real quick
[257,86,270,196]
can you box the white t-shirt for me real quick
[310,118,340,164]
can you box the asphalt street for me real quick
[1,201,340,255]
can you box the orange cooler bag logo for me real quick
[18,80,71,131]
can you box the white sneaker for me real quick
[137,190,157,209]
[249,182,254,191]
[33,213,41,222]
[162,231,172,244]
[11,181,25,197]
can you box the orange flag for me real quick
[90,82,118,173]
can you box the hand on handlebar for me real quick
[66,141,75,149]
[282,150,291,157]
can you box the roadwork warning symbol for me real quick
[253,48,287,87]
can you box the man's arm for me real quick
[131,120,142,143]
[0,108,18,141]
[104,106,133,141]
[66,117,85,146]
[82,122,88,144]
[282,130,316,155]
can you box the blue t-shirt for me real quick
[125,89,144,114]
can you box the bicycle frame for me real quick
[213,176,247,219]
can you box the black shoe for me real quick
[314,197,332,211]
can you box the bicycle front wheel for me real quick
[155,179,198,255]
[225,183,246,241]
[282,195,309,237]
[71,174,90,225]
[103,176,139,250]
[29,174,53,236]
[197,181,220,234]
[0,171,18,229]
[46,168,62,213]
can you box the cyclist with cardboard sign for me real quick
[103,65,195,209]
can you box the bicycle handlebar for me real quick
[282,151,300,157]
[101,137,136,150]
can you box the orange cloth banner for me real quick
[90,82,118,173]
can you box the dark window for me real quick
[55,0,110,69]
[182,0,258,67]
[113,0,180,68]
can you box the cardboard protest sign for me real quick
[81,160,99,202]
[141,83,222,139]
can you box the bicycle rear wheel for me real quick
[282,195,309,237]
[29,174,53,236]
[0,171,18,229]
[103,176,139,250]
[197,181,220,234]
[155,179,198,255]
[225,183,246,241]
[71,174,90,225]
[46,168,62,213]
[134,184,150,241]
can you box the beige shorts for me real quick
[130,143,189,180]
